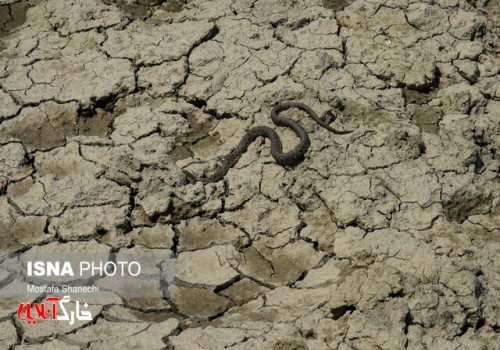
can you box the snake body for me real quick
[199,102,351,183]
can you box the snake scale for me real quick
[194,102,352,183]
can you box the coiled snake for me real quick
[188,102,352,183]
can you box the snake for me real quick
[189,102,352,184]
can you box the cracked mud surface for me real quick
[0,0,499,348]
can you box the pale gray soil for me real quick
[0,0,499,349]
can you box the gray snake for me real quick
[191,102,352,183]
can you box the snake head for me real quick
[182,169,199,184]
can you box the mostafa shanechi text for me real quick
[26,284,100,294]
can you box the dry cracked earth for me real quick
[0,0,499,349]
